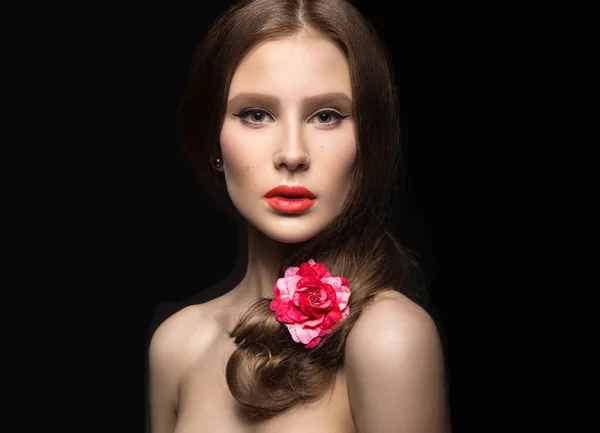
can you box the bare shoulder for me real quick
[346,290,440,354]
[149,302,225,381]
[149,301,228,432]
[344,290,450,432]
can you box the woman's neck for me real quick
[229,223,298,306]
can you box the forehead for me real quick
[228,31,352,100]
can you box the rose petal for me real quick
[300,315,325,327]
[284,266,299,277]
[273,298,292,322]
[320,308,343,329]
[305,336,322,348]
[274,298,311,324]
[296,276,324,291]
[311,263,331,278]
[322,279,342,307]
[286,323,301,343]
[294,290,312,315]
[297,262,317,278]
[294,283,335,316]
[269,296,280,312]
[287,323,321,345]
[295,291,330,317]
[337,285,351,311]
[322,277,351,310]
[322,276,341,291]
[284,305,311,323]
[276,275,303,299]
[318,326,334,337]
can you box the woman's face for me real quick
[220,31,356,243]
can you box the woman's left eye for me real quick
[234,109,273,123]
[311,110,345,125]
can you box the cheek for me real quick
[324,136,356,199]
[219,125,257,179]
[323,135,357,177]
[340,127,358,174]
[342,141,357,168]
[332,123,357,165]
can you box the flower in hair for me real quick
[269,259,351,349]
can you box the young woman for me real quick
[149,1,451,432]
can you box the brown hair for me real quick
[179,0,423,421]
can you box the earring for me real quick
[212,156,223,170]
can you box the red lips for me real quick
[264,185,316,199]
[264,185,316,213]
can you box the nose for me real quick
[273,121,310,172]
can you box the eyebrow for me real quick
[227,92,353,110]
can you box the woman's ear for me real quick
[211,155,224,172]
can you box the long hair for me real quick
[178,0,424,420]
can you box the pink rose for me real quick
[269,259,351,348]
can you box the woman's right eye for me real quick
[233,109,274,125]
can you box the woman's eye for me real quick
[311,110,349,127]
[234,109,273,124]
[313,110,341,124]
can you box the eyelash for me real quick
[233,108,350,129]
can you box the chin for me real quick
[250,218,327,244]
[262,228,317,244]
[239,207,333,244]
